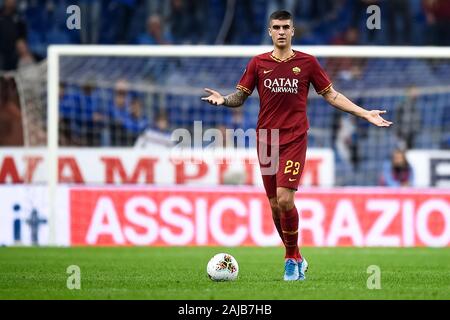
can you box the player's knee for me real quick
[278,200,293,212]
[277,195,294,212]
[277,188,294,211]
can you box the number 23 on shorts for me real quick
[284,160,301,175]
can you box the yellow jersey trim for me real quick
[317,83,333,95]
[270,51,296,63]
[236,84,252,95]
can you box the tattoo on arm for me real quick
[223,90,249,107]
[333,92,340,101]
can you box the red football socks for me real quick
[280,206,302,261]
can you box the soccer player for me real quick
[202,10,392,281]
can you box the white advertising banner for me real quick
[0,185,69,246]
[407,150,450,187]
[0,147,335,186]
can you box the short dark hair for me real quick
[269,10,293,24]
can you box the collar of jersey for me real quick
[270,51,296,63]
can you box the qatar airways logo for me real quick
[264,78,298,94]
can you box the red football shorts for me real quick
[257,132,307,198]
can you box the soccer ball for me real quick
[206,253,239,281]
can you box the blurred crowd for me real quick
[58,79,153,146]
[1,0,450,71]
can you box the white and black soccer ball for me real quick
[207,253,239,281]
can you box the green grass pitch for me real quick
[0,247,449,300]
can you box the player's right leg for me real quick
[276,187,301,280]
[261,173,298,280]
[269,195,300,281]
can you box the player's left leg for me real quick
[269,196,284,244]
[277,132,308,280]
[258,142,285,245]
[277,187,307,281]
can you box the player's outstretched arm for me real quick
[201,88,249,108]
[322,86,393,127]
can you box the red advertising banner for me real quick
[70,187,450,247]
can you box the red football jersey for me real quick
[237,50,332,145]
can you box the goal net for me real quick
[8,45,450,244]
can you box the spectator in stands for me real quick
[58,82,103,146]
[78,82,104,146]
[0,0,27,71]
[136,14,172,45]
[423,0,450,46]
[59,82,77,145]
[108,79,132,146]
[134,110,174,148]
[16,39,36,70]
[121,96,149,145]
[155,110,171,132]
[395,86,421,149]
[380,148,414,187]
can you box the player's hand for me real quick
[201,88,225,106]
[365,110,393,127]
